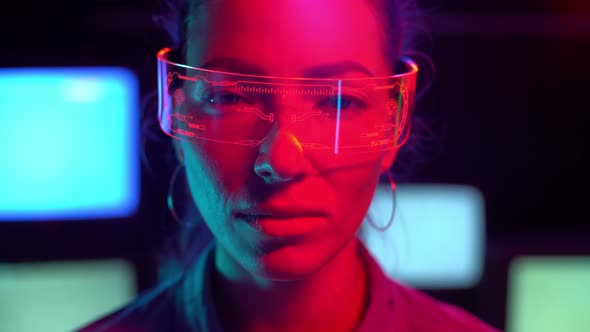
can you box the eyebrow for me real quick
[302,61,375,78]
[200,57,265,76]
[199,57,375,78]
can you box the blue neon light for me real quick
[0,67,140,221]
[360,184,485,289]
[334,79,342,155]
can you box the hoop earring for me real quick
[366,172,397,231]
[167,163,185,224]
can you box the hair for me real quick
[144,0,439,280]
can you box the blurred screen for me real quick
[0,67,140,221]
[507,256,590,332]
[0,259,136,332]
[361,184,485,289]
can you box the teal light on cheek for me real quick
[0,67,140,221]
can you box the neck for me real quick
[212,238,369,332]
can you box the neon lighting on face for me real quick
[157,48,418,154]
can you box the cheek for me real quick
[181,143,255,220]
[183,149,222,220]
[327,162,382,227]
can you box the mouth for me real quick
[236,211,326,237]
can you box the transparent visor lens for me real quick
[157,48,418,154]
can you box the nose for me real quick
[254,125,307,184]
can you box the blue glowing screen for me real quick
[0,67,140,221]
[359,184,485,289]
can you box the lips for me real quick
[235,205,326,219]
[235,206,327,237]
[237,210,318,220]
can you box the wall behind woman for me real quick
[417,1,590,328]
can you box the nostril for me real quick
[253,159,274,179]
[254,154,295,183]
[258,169,273,178]
[253,130,307,183]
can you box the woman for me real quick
[79,0,501,331]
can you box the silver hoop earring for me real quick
[167,163,185,224]
[366,172,397,231]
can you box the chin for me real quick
[250,243,333,281]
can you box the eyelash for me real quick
[204,90,251,106]
[315,95,368,111]
[200,90,369,113]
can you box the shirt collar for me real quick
[180,240,407,332]
[179,241,223,332]
[356,240,408,332]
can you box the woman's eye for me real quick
[317,95,367,111]
[206,91,247,105]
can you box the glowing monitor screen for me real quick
[360,184,485,289]
[0,259,136,332]
[507,256,590,332]
[0,67,140,221]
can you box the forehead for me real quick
[185,0,389,77]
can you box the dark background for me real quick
[1,0,589,330]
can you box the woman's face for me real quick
[178,0,395,279]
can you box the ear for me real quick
[379,148,398,175]
[172,139,185,165]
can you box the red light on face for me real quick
[158,0,416,281]
[157,48,417,156]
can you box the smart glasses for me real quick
[157,48,418,154]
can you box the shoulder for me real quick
[390,280,502,332]
[75,276,182,332]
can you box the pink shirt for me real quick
[355,242,501,331]
[78,241,503,331]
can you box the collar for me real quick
[356,240,408,332]
[179,241,223,332]
[179,240,407,332]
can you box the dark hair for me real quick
[145,0,438,280]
